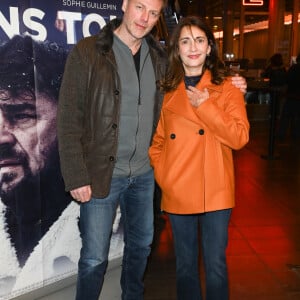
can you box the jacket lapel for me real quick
[163,71,223,124]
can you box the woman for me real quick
[261,52,287,87]
[149,16,249,300]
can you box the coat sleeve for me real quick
[57,45,90,192]
[195,80,250,150]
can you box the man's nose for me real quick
[141,11,149,22]
[0,111,16,146]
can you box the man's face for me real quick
[121,0,163,40]
[0,91,57,195]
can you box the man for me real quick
[0,35,80,295]
[277,54,300,140]
[57,0,247,299]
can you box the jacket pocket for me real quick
[153,148,166,189]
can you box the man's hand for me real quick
[70,185,92,202]
[231,74,247,94]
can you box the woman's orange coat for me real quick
[149,71,250,214]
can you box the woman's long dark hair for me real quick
[161,16,224,92]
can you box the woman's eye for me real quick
[196,38,205,44]
[180,40,189,45]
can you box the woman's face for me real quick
[178,25,211,76]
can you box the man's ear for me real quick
[121,0,128,13]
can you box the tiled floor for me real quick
[14,120,300,300]
[144,120,300,300]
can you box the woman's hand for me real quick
[186,86,209,108]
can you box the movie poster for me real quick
[0,1,123,299]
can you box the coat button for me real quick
[170,133,176,139]
[109,156,115,161]
[112,123,117,129]
[114,90,119,95]
[198,129,205,135]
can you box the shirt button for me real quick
[198,129,205,135]
[109,156,115,161]
[170,133,176,139]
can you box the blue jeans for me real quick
[75,170,154,300]
[169,209,232,300]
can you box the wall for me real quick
[236,22,300,65]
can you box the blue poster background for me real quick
[0,1,123,299]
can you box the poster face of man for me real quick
[0,92,57,197]
[0,1,124,298]
[0,34,79,280]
